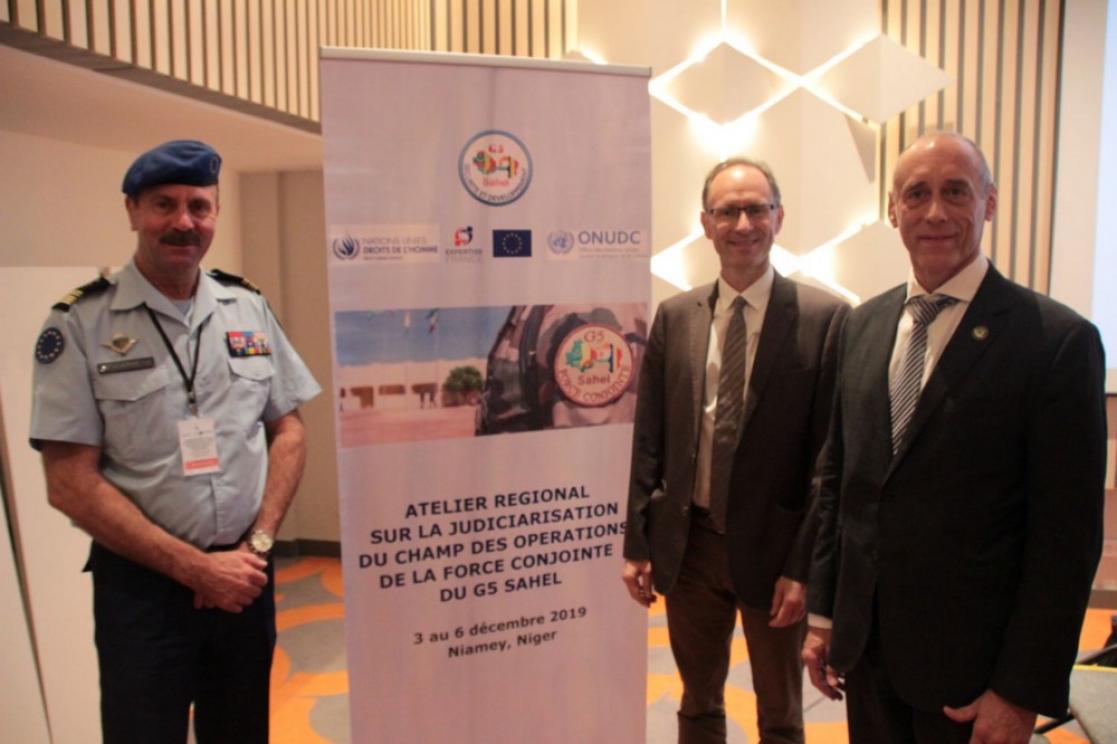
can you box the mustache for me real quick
[159,231,202,246]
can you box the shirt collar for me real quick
[716,263,775,314]
[110,261,235,329]
[906,253,988,304]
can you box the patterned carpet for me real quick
[269,556,1106,743]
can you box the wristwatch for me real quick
[248,529,275,557]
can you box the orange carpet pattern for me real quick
[269,557,1103,742]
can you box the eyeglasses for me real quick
[706,203,777,224]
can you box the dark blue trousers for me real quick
[88,542,276,744]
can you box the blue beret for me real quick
[121,140,222,197]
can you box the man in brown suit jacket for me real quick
[623,158,848,743]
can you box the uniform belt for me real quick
[206,530,250,552]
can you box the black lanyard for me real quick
[145,304,207,416]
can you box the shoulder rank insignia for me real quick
[208,268,262,295]
[52,276,110,312]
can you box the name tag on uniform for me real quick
[178,418,221,476]
[226,331,271,357]
[97,357,155,374]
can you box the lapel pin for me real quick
[103,333,137,356]
[971,325,989,341]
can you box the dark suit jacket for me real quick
[624,272,848,608]
[807,265,1106,718]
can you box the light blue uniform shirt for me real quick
[30,261,321,548]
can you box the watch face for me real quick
[250,531,274,553]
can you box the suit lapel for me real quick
[861,287,906,474]
[688,283,717,426]
[738,272,795,441]
[887,266,1015,474]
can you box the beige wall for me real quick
[242,170,339,543]
[0,129,242,273]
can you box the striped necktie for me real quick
[708,296,748,531]
[889,294,957,454]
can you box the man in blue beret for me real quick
[30,139,321,743]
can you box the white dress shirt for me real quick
[887,253,989,388]
[692,266,775,509]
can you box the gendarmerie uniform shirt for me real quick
[30,261,321,549]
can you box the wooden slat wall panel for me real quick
[2,1,567,124]
[881,0,1062,291]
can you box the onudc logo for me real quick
[547,230,575,255]
[332,234,360,260]
[459,130,533,206]
[554,324,635,407]
[493,230,532,257]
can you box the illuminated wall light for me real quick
[797,269,862,305]
[685,113,760,159]
[799,243,838,277]
[576,6,931,305]
[797,36,883,125]
[574,46,608,65]
[769,245,802,277]
[651,229,705,291]
[646,30,882,167]
[689,34,727,66]
[687,115,732,158]
[801,33,879,81]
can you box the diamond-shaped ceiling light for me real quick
[726,0,878,75]
[664,42,788,124]
[750,89,878,256]
[815,35,953,123]
[829,220,911,301]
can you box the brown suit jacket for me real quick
[624,272,847,608]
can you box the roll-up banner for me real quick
[320,49,652,743]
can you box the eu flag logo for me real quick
[493,230,532,257]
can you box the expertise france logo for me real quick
[459,130,533,206]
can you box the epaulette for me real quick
[208,268,262,295]
[52,276,111,312]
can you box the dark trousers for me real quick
[88,542,276,744]
[845,607,973,744]
[665,520,805,744]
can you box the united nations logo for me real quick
[332,234,360,260]
[459,130,533,206]
[548,230,575,255]
[553,324,635,407]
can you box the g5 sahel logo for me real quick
[459,130,533,206]
[554,324,635,406]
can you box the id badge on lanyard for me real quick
[146,304,222,476]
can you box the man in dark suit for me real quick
[802,132,1106,744]
[623,158,848,743]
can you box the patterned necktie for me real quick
[889,294,957,453]
[708,296,748,531]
